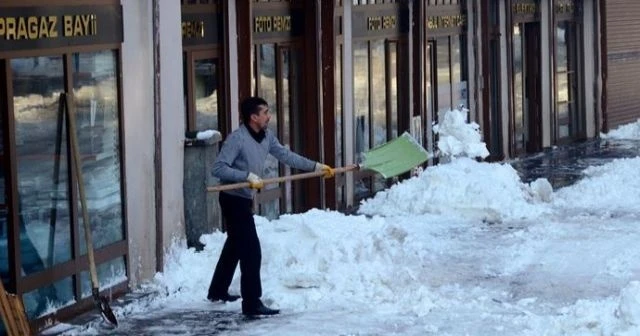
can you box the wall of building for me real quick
[157,0,187,269]
[121,0,156,285]
[121,0,186,286]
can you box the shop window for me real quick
[555,21,579,141]
[513,24,526,152]
[193,59,220,131]
[12,56,69,274]
[252,43,301,219]
[71,51,125,253]
[353,39,401,201]
[183,50,226,135]
[427,35,468,154]
[5,50,126,319]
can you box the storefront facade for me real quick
[477,0,598,159]
[0,0,128,327]
[1,0,185,332]
[348,0,410,204]
[2,0,636,332]
[234,0,323,218]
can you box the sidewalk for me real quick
[510,138,640,189]
[40,138,640,335]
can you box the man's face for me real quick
[252,105,271,130]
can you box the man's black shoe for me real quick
[242,300,280,316]
[207,293,241,302]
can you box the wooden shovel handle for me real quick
[207,164,359,192]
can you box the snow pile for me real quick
[434,108,490,159]
[601,119,640,140]
[618,281,640,327]
[359,158,551,221]
[553,157,640,213]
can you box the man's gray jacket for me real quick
[212,124,317,199]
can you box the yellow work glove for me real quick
[246,172,264,190]
[315,162,335,179]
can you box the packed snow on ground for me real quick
[51,114,640,336]
[601,119,640,140]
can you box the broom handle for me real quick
[207,164,359,192]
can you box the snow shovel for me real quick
[64,93,118,327]
[0,280,31,336]
[208,132,429,192]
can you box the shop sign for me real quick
[254,15,292,33]
[367,15,397,31]
[555,1,575,14]
[252,8,302,39]
[427,14,466,30]
[512,2,539,15]
[0,5,122,52]
[352,7,408,38]
[182,13,221,46]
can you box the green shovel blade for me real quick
[361,132,430,178]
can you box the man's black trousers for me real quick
[208,192,262,302]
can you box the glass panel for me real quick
[436,37,451,116]
[452,36,468,109]
[257,44,279,183]
[513,25,525,151]
[80,256,126,298]
[23,276,73,319]
[353,41,369,159]
[1,94,8,286]
[72,51,125,254]
[559,124,569,138]
[353,41,370,200]
[281,48,292,213]
[12,56,70,273]
[388,42,398,139]
[371,40,386,147]
[193,58,219,131]
[371,40,386,194]
[556,72,569,103]
[556,23,568,73]
[260,200,279,220]
[558,102,569,120]
[426,43,436,152]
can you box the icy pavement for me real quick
[43,120,640,336]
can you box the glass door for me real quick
[253,43,301,219]
[555,21,580,142]
[512,22,541,155]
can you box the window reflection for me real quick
[371,40,386,147]
[194,58,219,131]
[436,37,451,116]
[555,21,576,140]
[12,56,70,274]
[513,24,525,151]
[72,51,125,254]
[353,41,370,199]
[79,256,126,299]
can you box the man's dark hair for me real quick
[240,96,268,125]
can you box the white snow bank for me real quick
[554,157,640,213]
[434,108,490,159]
[359,157,551,221]
[601,119,640,140]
